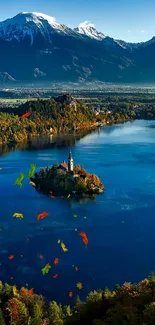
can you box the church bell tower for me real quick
[68,150,74,172]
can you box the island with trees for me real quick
[31,150,104,197]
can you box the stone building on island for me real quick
[57,150,74,174]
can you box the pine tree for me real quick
[63,305,72,317]
[4,283,13,299]
[49,301,63,325]
[73,296,83,315]
[18,301,28,325]
[30,303,42,325]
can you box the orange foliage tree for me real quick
[7,298,28,325]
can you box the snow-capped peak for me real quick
[0,12,67,32]
[74,21,105,40]
[20,12,59,28]
[0,12,74,44]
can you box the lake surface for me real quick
[0,119,155,304]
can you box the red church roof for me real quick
[59,162,68,170]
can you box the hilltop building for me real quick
[54,93,77,111]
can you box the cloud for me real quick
[141,30,145,33]
[127,30,131,33]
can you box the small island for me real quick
[31,151,104,197]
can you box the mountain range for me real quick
[0,12,154,84]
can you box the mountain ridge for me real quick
[0,12,154,44]
[0,12,154,84]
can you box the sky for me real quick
[0,0,154,42]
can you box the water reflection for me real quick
[0,129,97,157]
[34,185,97,204]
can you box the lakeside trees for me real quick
[0,98,97,145]
[1,275,155,324]
[1,95,155,145]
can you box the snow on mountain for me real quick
[0,12,76,44]
[74,21,106,40]
[0,11,154,53]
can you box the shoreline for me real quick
[0,119,130,148]
[0,118,135,156]
[0,121,105,146]
[0,127,101,155]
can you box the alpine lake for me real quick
[0,119,155,304]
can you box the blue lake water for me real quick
[0,119,155,304]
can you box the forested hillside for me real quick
[0,98,97,144]
[1,95,155,145]
[1,275,155,324]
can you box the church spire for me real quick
[68,149,74,172]
[69,149,72,159]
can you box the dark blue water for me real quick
[0,119,155,304]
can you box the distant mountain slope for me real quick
[0,72,16,83]
[0,12,154,83]
[115,40,143,50]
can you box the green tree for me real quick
[7,298,28,325]
[73,295,83,315]
[30,303,42,325]
[4,283,13,300]
[49,301,63,325]
[63,305,72,317]
[86,291,102,304]
[18,301,28,325]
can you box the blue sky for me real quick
[0,0,154,42]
